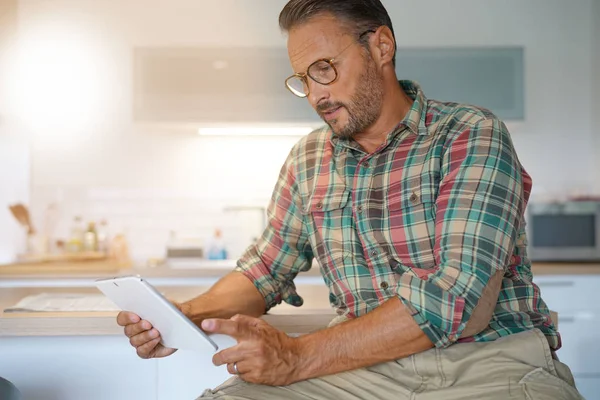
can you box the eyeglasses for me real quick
[284,30,375,98]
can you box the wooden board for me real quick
[16,251,108,264]
[0,261,121,276]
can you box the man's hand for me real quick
[203,314,302,386]
[116,301,188,359]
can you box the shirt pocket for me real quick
[305,188,351,267]
[386,183,437,275]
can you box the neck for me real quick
[353,78,413,154]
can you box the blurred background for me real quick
[1,0,598,265]
[0,1,599,399]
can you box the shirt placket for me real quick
[351,150,396,304]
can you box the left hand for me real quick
[202,314,303,386]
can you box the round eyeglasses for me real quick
[285,30,375,98]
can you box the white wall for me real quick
[4,0,597,262]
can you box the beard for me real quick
[316,55,384,140]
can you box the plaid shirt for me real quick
[235,80,560,350]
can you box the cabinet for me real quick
[133,47,524,125]
[534,275,600,399]
[395,47,524,120]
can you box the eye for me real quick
[308,60,336,84]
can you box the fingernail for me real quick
[149,329,158,338]
[201,319,214,331]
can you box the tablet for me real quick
[95,275,236,352]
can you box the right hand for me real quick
[117,307,179,359]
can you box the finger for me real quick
[212,344,245,366]
[130,328,160,348]
[226,361,246,375]
[117,311,140,326]
[230,314,262,328]
[136,336,161,359]
[201,318,241,337]
[124,319,153,338]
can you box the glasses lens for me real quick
[286,76,308,97]
[308,60,337,85]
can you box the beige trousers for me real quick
[198,329,583,399]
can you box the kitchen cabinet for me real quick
[395,47,524,120]
[534,274,600,399]
[133,47,524,125]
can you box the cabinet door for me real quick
[133,46,525,125]
[573,376,600,400]
[533,275,597,314]
[157,349,230,400]
[133,47,320,124]
[395,47,524,120]
[0,336,158,400]
[555,310,600,375]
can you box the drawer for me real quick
[555,310,600,374]
[533,276,600,313]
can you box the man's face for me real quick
[287,15,384,139]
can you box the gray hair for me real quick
[279,0,397,65]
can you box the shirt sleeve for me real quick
[395,117,526,348]
[234,147,314,311]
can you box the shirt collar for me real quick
[328,79,431,153]
[396,80,430,137]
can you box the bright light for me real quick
[6,19,110,136]
[197,127,315,136]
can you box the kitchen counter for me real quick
[0,285,335,337]
[0,260,590,337]
[1,260,599,285]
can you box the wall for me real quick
[5,0,597,262]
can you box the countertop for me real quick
[0,260,588,338]
[1,260,599,284]
[0,285,335,337]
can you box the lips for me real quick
[321,106,342,121]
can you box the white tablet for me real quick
[95,275,236,352]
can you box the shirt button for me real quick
[380,281,389,290]
[409,192,419,204]
[370,250,377,257]
[316,201,323,210]
[363,162,369,168]
[357,205,363,213]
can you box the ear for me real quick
[371,26,396,68]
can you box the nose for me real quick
[307,79,329,109]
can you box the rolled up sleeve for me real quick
[234,147,313,311]
[396,118,525,348]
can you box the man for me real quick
[118,1,583,398]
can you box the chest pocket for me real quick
[385,181,437,273]
[304,188,352,270]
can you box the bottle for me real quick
[83,222,98,252]
[206,229,227,260]
[66,216,84,253]
[97,219,109,254]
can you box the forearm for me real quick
[295,297,433,380]
[182,272,266,325]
